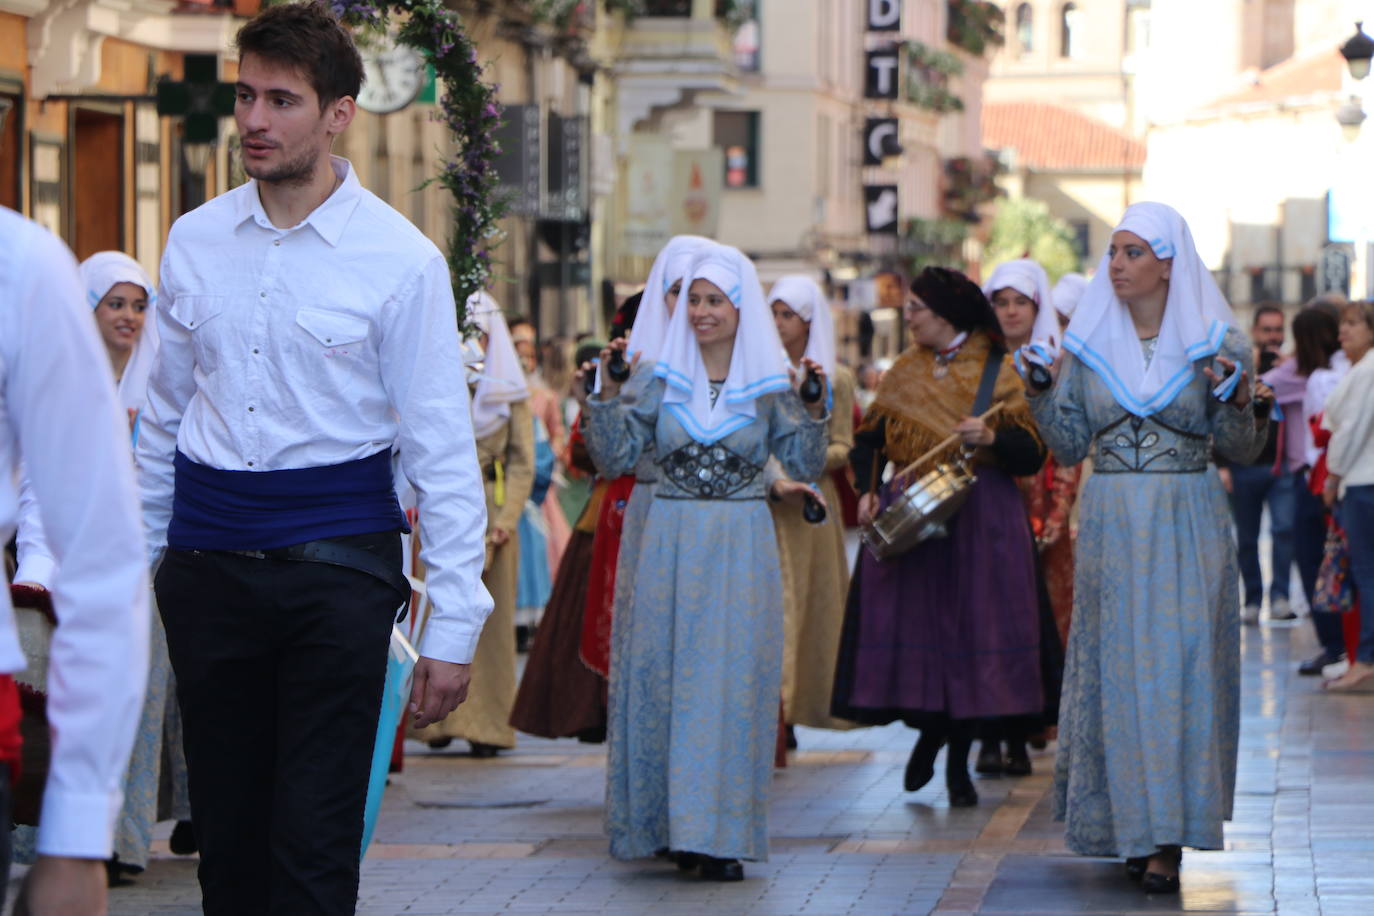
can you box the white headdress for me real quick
[767,275,836,377]
[1063,202,1235,416]
[652,242,791,444]
[627,235,713,363]
[983,258,1059,381]
[1052,272,1088,319]
[79,251,159,414]
[466,291,530,438]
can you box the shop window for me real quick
[714,110,760,189]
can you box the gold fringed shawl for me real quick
[858,330,1040,469]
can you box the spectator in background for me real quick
[1321,301,1374,692]
[1220,303,1296,623]
[1282,305,1348,675]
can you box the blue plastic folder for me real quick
[361,625,418,858]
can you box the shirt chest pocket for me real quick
[167,295,226,375]
[294,308,371,351]
[293,308,375,396]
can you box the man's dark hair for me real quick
[1251,302,1285,326]
[236,2,364,110]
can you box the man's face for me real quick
[1252,311,1285,351]
[234,53,345,186]
[875,273,903,309]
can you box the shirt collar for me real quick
[233,156,363,247]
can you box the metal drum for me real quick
[861,462,976,561]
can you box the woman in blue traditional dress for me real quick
[577,236,712,678]
[832,267,1047,809]
[1028,202,1263,893]
[585,241,828,881]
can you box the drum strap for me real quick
[970,348,1004,417]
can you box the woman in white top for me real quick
[1321,301,1374,692]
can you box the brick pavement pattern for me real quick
[22,623,1373,915]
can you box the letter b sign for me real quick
[867,0,901,31]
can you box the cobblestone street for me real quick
[40,621,1367,916]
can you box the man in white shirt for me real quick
[0,207,150,914]
[137,4,492,912]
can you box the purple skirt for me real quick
[832,467,1044,723]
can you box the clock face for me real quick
[357,45,426,114]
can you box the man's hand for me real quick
[14,855,106,916]
[1217,467,1233,494]
[488,527,510,548]
[409,657,471,728]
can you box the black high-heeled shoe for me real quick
[169,819,198,856]
[1124,856,1149,882]
[699,856,744,881]
[904,731,944,791]
[974,742,1004,775]
[1141,845,1182,894]
[1003,742,1032,777]
[469,741,502,758]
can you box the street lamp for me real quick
[1340,22,1374,81]
[1337,96,1367,141]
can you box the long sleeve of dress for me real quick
[1029,354,1094,467]
[850,419,886,495]
[584,377,663,480]
[494,399,536,534]
[825,367,857,474]
[988,425,1047,476]
[768,391,830,483]
[1209,329,1265,465]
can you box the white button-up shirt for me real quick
[0,207,151,857]
[138,158,492,664]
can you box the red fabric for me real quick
[1345,600,1361,661]
[0,675,21,785]
[1309,413,1331,497]
[579,474,635,677]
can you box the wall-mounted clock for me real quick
[356,42,426,114]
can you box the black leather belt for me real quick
[224,538,412,622]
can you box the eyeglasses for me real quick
[903,300,929,316]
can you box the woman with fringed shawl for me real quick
[833,266,1047,808]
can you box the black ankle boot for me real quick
[904,729,944,791]
[945,731,978,807]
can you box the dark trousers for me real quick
[1294,483,1346,658]
[1340,486,1374,664]
[156,531,402,916]
[1229,464,1297,607]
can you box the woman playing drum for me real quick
[832,267,1046,808]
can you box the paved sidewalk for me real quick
[29,621,1374,915]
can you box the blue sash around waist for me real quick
[167,449,409,551]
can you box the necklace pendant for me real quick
[932,363,949,379]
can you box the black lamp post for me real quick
[1340,22,1374,81]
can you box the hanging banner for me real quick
[867,0,901,31]
[863,118,899,166]
[864,47,901,99]
[623,134,674,256]
[864,184,899,234]
[671,148,724,238]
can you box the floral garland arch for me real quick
[330,0,504,328]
